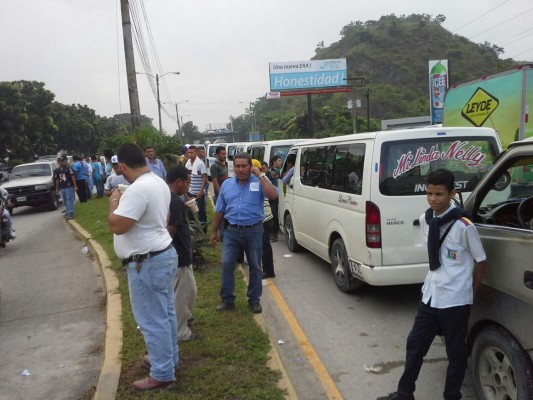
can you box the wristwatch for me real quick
[259,173,266,179]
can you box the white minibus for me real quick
[248,139,308,167]
[227,142,254,177]
[279,127,502,292]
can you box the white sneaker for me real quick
[9,230,16,239]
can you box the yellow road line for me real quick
[266,281,344,400]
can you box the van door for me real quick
[374,133,501,266]
[278,148,298,232]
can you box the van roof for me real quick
[288,126,498,147]
[248,139,309,146]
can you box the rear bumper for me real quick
[350,260,428,286]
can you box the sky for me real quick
[1,0,532,135]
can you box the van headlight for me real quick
[35,185,47,191]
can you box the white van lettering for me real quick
[393,140,486,178]
[386,218,404,226]
[415,183,427,192]
[338,193,358,206]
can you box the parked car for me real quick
[0,160,60,211]
[463,137,533,399]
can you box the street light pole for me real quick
[136,71,180,133]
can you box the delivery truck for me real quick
[443,64,533,148]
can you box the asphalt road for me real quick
[0,205,105,400]
[261,235,480,400]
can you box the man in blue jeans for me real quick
[108,143,178,392]
[54,156,77,220]
[210,153,278,313]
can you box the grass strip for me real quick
[74,197,285,400]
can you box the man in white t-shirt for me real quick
[185,145,208,226]
[108,143,178,392]
[378,169,488,400]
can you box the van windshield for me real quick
[379,136,500,196]
[271,145,293,163]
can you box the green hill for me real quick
[235,14,518,138]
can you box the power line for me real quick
[469,6,533,40]
[510,46,533,59]
[498,27,533,45]
[451,0,510,33]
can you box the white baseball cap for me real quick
[111,155,119,164]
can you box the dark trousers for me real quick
[76,179,87,203]
[397,301,470,400]
[269,199,279,236]
[262,219,274,276]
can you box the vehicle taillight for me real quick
[366,201,381,248]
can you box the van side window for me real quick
[250,147,265,162]
[331,144,365,194]
[300,144,365,195]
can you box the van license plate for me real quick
[16,196,26,202]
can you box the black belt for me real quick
[227,221,262,229]
[122,244,173,266]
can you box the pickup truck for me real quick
[463,137,533,399]
[0,160,60,211]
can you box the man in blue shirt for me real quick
[210,153,278,313]
[72,155,88,203]
[144,146,167,180]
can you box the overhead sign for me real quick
[461,87,499,127]
[269,59,347,92]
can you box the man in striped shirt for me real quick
[185,145,208,226]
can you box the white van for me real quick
[206,143,226,177]
[249,139,308,166]
[227,142,254,177]
[279,127,502,292]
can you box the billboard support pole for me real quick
[306,94,313,138]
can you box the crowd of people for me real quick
[51,142,488,398]
[101,143,280,391]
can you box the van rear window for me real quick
[379,137,500,196]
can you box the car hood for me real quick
[1,176,52,189]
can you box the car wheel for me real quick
[47,192,58,211]
[284,214,301,252]
[471,325,533,400]
[331,239,362,293]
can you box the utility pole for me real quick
[174,103,181,133]
[366,89,371,132]
[344,77,366,134]
[156,74,162,133]
[120,0,141,131]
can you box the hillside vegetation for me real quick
[234,14,518,139]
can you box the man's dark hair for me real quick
[73,155,81,161]
[270,155,281,166]
[188,145,197,150]
[58,156,67,162]
[427,169,455,192]
[166,165,188,184]
[286,154,296,166]
[117,143,147,168]
[91,155,97,161]
[234,152,252,165]
[144,145,154,151]
[261,161,268,168]
[216,146,226,155]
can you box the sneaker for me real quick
[249,302,262,314]
[262,272,275,279]
[9,230,16,239]
[180,332,203,342]
[216,301,235,312]
[65,215,73,220]
[376,393,414,400]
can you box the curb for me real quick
[67,220,122,400]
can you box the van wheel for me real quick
[470,325,533,400]
[284,214,300,252]
[47,193,58,211]
[331,239,362,293]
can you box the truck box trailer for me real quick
[443,64,533,148]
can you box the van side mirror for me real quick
[493,171,511,191]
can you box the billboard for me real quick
[429,60,449,124]
[269,59,347,93]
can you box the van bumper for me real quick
[350,260,428,286]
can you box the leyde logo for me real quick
[461,87,499,127]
